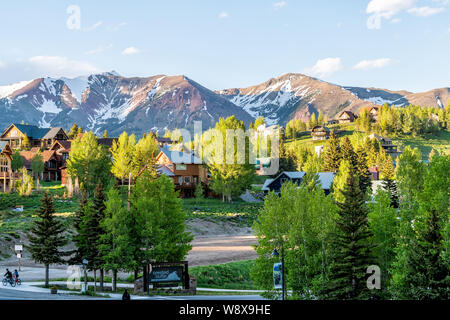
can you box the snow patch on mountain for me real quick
[61,76,90,102]
[0,80,33,98]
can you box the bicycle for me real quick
[14,277,21,286]
[2,277,16,287]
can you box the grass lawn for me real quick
[189,260,257,290]
[182,198,262,227]
[392,130,450,159]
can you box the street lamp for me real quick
[272,247,285,300]
[82,259,88,293]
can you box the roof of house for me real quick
[159,145,202,164]
[262,171,336,191]
[42,127,66,140]
[0,141,8,153]
[157,164,175,177]
[367,133,391,143]
[338,111,356,119]
[10,124,51,139]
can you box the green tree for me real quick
[21,134,31,150]
[323,172,374,300]
[368,190,398,298]
[332,160,352,204]
[355,145,372,196]
[205,116,255,202]
[16,167,34,196]
[31,151,44,189]
[340,136,357,169]
[66,132,112,196]
[111,132,136,185]
[10,150,23,192]
[67,123,79,139]
[194,182,204,202]
[254,116,265,129]
[102,130,108,138]
[322,131,341,172]
[27,192,67,287]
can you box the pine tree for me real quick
[78,182,106,292]
[70,192,88,264]
[340,137,357,169]
[27,192,67,287]
[322,131,341,172]
[323,172,374,300]
[381,155,398,208]
[103,130,108,138]
[195,182,204,202]
[355,145,372,196]
[406,209,449,299]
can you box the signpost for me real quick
[148,262,189,291]
[14,244,23,271]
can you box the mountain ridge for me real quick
[0,71,448,136]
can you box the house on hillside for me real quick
[337,111,356,123]
[20,148,60,181]
[155,146,208,198]
[367,133,399,155]
[311,126,330,141]
[0,124,68,150]
[261,171,336,195]
[0,141,16,192]
[369,106,379,121]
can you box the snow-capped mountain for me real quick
[1,71,448,136]
[0,72,253,136]
[218,73,449,125]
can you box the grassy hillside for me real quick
[285,124,450,160]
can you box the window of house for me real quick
[176,164,187,170]
[178,176,183,185]
[0,156,8,172]
[62,153,69,161]
[184,176,191,184]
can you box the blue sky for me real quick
[0,0,449,92]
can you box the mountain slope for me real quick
[218,73,448,126]
[0,73,253,136]
[217,73,376,125]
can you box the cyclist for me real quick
[4,269,13,283]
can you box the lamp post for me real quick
[272,246,285,300]
[82,259,88,293]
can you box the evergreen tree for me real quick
[323,172,374,300]
[322,131,341,172]
[67,124,79,139]
[27,192,67,287]
[381,155,398,208]
[70,192,88,264]
[340,137,357,169]
[194,182,204,202]
[103,130,108,138]
[355,145,372,196]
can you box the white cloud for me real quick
[305,57,343,78]
[0,60,4,69]
[353,58,391,70]
[122,47,141,55]
[109,22,127,31]
[84,44,113,55]
[274,1,287,9]
[390,18,402,23]
[366,0,416,29]
[84,21,103,31]
[218,12,229,19]
[407,6,445,16]
[28,56,101,77]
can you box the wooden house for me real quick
[337,111,356,123]
[0,124,68,150]
[20,148,60,181]
[155,146,208,197]
[262,171,336,195]
[367,133,399,155]
[311,126,330,141]
[0,141,16,192]
[369,106,379,121]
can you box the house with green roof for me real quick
[0,123,68,150]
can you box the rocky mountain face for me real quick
[0,72,253,136]
[218,73,449,125]
[0,71,448,136]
